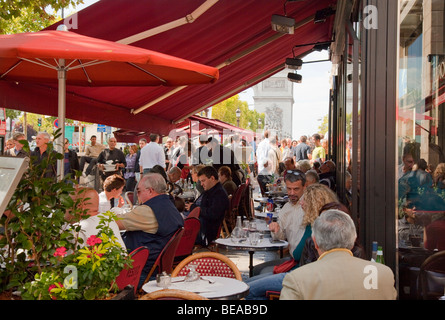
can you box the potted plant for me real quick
[0,130,132,300]
[22,212,131,300]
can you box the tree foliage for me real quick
[0,0,83,34]
[211,95,265,132]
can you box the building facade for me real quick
[252,70,295,139]
[330,0,445,299]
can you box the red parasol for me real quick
[0,25,219,178]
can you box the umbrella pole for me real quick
[57,60,66,181]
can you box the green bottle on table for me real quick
[375,246,384,264]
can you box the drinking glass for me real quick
[249,232,260,246]
[185,264,200,282]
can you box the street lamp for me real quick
[236,107,241,127]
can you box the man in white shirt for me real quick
[139,134,166,173]
[80,135,106,177]
[269,170,307,256]
[256,130,271,173]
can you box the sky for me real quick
[239,51,332,139]
[69,1,332,140]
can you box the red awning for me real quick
[0,0,337,135]
[114,115,255,143]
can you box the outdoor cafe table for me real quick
[255,211,279,221]
[178,191,196,202]
[215,237,288,277]
[142,276,249,300]
[254,196,288,205]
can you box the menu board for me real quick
[0,156,29,216]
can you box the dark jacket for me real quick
[97,147,126,178]
[30,147,57,179]
[319,171,336,191]
[65,149,80,178]
[190,182,229,246]
[122,194,184,288]
[210,145,242,186]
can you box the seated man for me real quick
[168,166,182,184]
[185,166,230,246]
[280,209,397,300]
[115,173,184,288]
[79,135,105,177]
[75,188,126,249]
[319,160,336,191]
[167,166,183,196]
[218,166,238,196]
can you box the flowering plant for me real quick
[21,212,132,300]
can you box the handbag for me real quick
[273,258,298,274]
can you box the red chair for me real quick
[115,246,149,295]
[225,184,247,232]
[174,217,201,263]
[143,227,184,286]
[187,207,201,219]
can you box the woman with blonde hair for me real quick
[300,184,338,226]
[245,183,339,300]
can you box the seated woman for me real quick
[299,202,366,266]
[245,184,339,300]
[218,166,238,196]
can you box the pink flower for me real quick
[86,235,102,247]
[48,283,62,300]
[53,247,67,257]
[48,284,57,292]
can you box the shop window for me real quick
[397,0,445,299]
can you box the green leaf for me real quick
[23,240,33,250]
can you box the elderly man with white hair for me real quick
[30,131,57,178]
[116,173,184,288]
[280,209,397,300]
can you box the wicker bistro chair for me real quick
[139,289,209,300]
[171,252,242,280]
[124,191,134,208]
[418,250,445,300]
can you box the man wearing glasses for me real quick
[252,170,307,276]
[115,173,184,288]
[268,170,307,253]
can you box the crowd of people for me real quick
[397,141,445,252]
[7,127,438,300]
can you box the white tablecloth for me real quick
[142,276,249,300]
